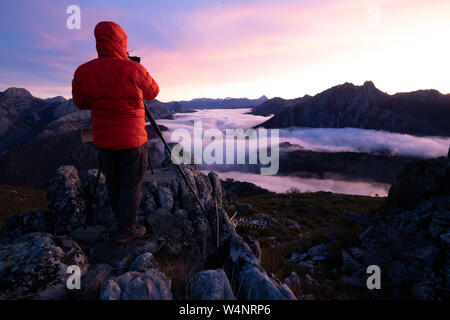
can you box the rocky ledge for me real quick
[0,161,296,300]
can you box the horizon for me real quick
[1,0,450,101]
[2,79,448,103]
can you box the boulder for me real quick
[46,165,87,234]
[100,268,172,300]
[129,252,159,272]
[187,269,236,300]
[307,243,327,257]
[89,236,165,272]
[81,263,112,300]
[0,232,88,299]
[1,210,54,243]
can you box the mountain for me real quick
[248,95,311,116]
[0,88,77,155]
[0,88,173,188]
[174,95,268,109]
[0,87,174,156]
[258,81,450,136]
[161,101,195,113]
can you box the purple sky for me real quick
[1,0,449,101]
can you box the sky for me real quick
[0,0,449,101]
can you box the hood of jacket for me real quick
[94,21,127,60]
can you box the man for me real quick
[72,21,159,243]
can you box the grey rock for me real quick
[33,284,72,300]
[0,232,88,299]
[242,234,261,263]
[284,271,301,290]
[411,282,435,300]
[288,252,308,263]
[300,293,316,300]
[440,232,450,254]
[85,169,116,227]
[1,210,54,243]
[341,249,362,275]
[69,225,106,252]
[299,260,316,270]
[46,165,87,234]
[279,283,297,300]
[341,276,365,288]
[187,269,236,300]
[81,263,112,300]
[347,247,364,261]
[129,252,159,272]
[307,243,327,257]
[90,236,165,271]
[100,269,172,300]
[388,261,410,285]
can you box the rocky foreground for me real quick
[234,150,449,300]
[0,150,449,300]
[0,160,296,300]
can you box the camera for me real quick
[127,53,141,63]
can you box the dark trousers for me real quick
[97,142,148,231]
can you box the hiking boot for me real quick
[116,225,146,244]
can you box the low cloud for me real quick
[205,171,390,197]
[279,127,450,158]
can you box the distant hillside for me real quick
[174,95,268,109]
[258,82,450,136]
[0,88,172,188]
[249,95,311,116]
[0,87,174,156]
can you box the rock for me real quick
[300,293,315,300]
[341,276,365,288]
[33,284,72,300]
[129,253,159,272]
[312,255,327,262]
[227,233,295,300]
[187,269,236,300]
[299,261,315,270]
[388,156,449,208]
[85,169,116,227]
[440,233,450,254]
[238,267,293,300]
[288,252,308,263]
[0,232,88,299]
[242,234,261,263]
[46,165,87,234]
[81,264,112,300]
[279,283,297,300]
[100,269,172,300]
[411,282,436,300]
[347,247,364,261]
[90,236,165,272]
[417,246,441,269]
[140,188,157,215]
[341,249,362,275]
[388,261,411,285]
[1,210,54,243]
[307,243,327,257]
[99,279,121,300]
[284,271,301,291]
[69,225,106,252]
[154,187,174,211]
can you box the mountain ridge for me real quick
[257,81,450,136]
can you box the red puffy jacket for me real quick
[72,21,159,150]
